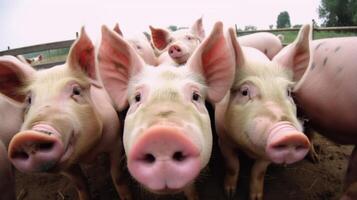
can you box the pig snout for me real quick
[127,125,201,192]
[168,45,184,59]
[266,122,310,164]
[8,125,65,172]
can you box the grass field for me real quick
[271,30,357,44]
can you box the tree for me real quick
[277,11,291,28]
[318,0,357,26]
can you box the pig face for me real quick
[223,26,311,164]
[113,23,158,66]
[99,22,234,194]
[150,17,205,65]
[1,28,103,172]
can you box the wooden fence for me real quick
[1,24,357,69]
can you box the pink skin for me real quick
[238,32,283,60]
[274,36,357,200]
[215,27,310,200]
[150,17,205,66]
[98,21,235,199]
[0,62,29,200]
[0,28,131,200]
[128,125,201,192]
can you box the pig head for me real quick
[0,28,130,200]
[150,17,205,66]
[215,25,311,200]
[98,21,234,199]
[113,23,158,66]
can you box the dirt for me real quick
[15,134,353,200]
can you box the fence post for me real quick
[235,24,238,36]
[312,19,316,40]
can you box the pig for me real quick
[238,32,283,60]
[0,95,24,200]
[17,54,43,65]
[98,21,235,199]
[113,23,159,66]
[150,17,205,66]
[215,25,312,200]
[273,33,357,200]
[0,28,131,200]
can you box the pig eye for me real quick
[192,91,201,102]
[240,87,249,97]
[287,87,292,97]
[186,36,193,40]
[26,95,32,105]
[72,86,82,96]
[136,45,142,50]
[134,93,141,102]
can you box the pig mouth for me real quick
[171,53,189,64]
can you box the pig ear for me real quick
[0,55,35,103]
[187,21,235,103]
[228,28,245,69]
[98,25,145,110]
[113,23,124,36]
[67,27,97,82]
[191,17,205,40]
[150,26,171,50]
[273,24,311,82]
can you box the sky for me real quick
[0,0,321,51]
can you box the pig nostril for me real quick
[36,142,54,151]
[177,48,181,52]
[273,144,287,150]
[172,151,186,162]
[170,50,174,54]
[12,151,29,160]
[143,153,155,164]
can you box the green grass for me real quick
[274,31,357,44]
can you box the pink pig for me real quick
[215,26,311,200]
[0,28,131,200]
[0,95,24,200]
[98,21,235,199]
[113,23,159,66]
[150,17,205,66]
[274,31,357,200]
[238,32,284,60]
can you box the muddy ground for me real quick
[15,134,353,200]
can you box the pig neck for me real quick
[82,85,121,161]
[158,52,179,67]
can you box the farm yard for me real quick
[0,25,355,200]
[1,0,357,200]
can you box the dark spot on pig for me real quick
[323,57,328,67]
[310,62,316,71]
[315,42,324,51]
[264,49,268,55]
[334,46,341,53]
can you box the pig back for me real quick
[294,37,357,144]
